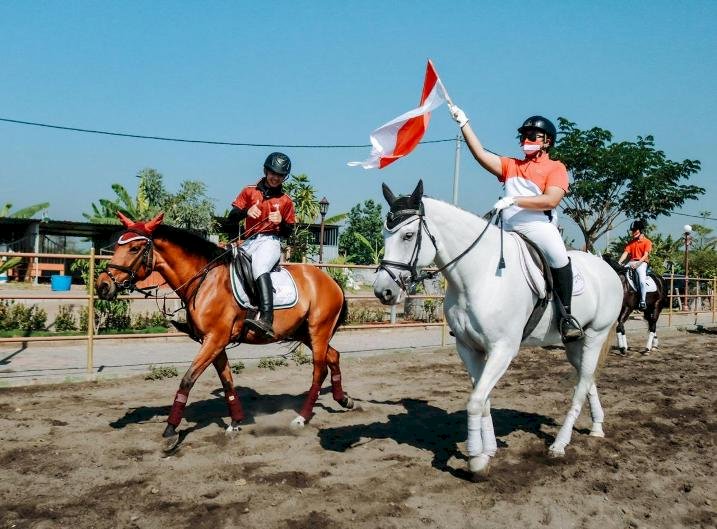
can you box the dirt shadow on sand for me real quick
[318,398,557,480]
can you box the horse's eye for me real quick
[129,246,140,254]
[403,232,414,241]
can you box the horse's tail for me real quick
[337,287,349,328]
[596,323,617,375]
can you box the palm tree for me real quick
[1,202,50,219]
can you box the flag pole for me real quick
[452,134,461,205]
[435,71,461,206]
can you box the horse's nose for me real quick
[96,280,115,300]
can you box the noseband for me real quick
[104,233,154,291]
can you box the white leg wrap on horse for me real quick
[617,333,625,350]
[481,415,497,456]
[467,414,483,457]
[654,335,659,348]
[555,403,582,448]
[587,384,604,424]
[646,332,655,350]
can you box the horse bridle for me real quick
[378,205,498,293]
[104,233,155,291]
[377,206,439,292]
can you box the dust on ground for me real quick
[0,330,714,529]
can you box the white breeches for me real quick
[242,234,281,278]
[630,261,648,301]
[504,218,569,268]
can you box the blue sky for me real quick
[1,1,715,248]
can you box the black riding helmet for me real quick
[263,152,292,179]
[630,219,646,232]
[517,116,557,147]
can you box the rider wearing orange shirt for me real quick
[227,152,296,337]
[447,105,583,342]
[618,220,652,309]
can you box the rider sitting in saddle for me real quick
[227,152,296,338]
[618,219,652,310]
[447,106,583,342]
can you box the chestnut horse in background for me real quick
[96,212,353,450]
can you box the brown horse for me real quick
[603,255,667,354]
[96,212,353,450]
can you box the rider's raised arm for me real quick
[447,104,502,178]
[460,122,502,178]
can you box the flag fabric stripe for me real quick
[348,60,449,170]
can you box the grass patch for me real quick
[145,365,179,380]
[257,357,289,370]
[288,346,311,366]
[230,361,245,374]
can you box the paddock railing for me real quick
[1,251,715,372]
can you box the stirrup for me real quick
[244,317,275,338]
[638,301,646,310]
[560,315,584,343]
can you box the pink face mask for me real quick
[522,139,543,156]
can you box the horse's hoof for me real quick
[589,424,605,438]
[163,432,180,452]
[468,454,491,475]
[339,396,354,409]
[225,420,242,434]
[290,416,306,428]
[548,444,565,458]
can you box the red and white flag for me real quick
[348,60,450,169]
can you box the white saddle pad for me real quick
[510,232,585,299]
[230,265,299,310]
[625,273,657,293]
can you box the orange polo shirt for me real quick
[232,185,296,236]
[624,236,652,261]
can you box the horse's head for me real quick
[96,212,164,300]
[373,180,437,305]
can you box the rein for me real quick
[378,207,504,292]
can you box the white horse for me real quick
[373,181,622,476]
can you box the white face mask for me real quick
[522,139,542,156]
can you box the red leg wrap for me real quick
[225,388,245,422]
[167,391,189,427]
[330,373,344,402]
[299,383,322,420]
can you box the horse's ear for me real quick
[410,180,424,205]
[117,211,134,228]
[382,183,396,205]
[144,212,165,234]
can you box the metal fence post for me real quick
[87,248,95,374]
[390,305,396,324]
[668,273,674,327]
[713,276,716,324]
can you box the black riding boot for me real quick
[551,260,584,343]
[246,273,275,338]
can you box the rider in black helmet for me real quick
[227,152,296,338]
[618,220,652,310]
[446,105,583,342]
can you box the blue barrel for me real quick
[51,274,72,291]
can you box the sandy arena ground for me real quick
[0,329,715,529]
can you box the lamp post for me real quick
[318,197,329,263]
[683,224,693,311]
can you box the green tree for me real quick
[339,199,383,264]
[282,173,323,262]
[607,225,681,275]
[83,168,216,233]
[551,119,704,251]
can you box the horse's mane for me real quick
[422,197,492,227]
[153,224,229,262]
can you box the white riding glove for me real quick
[447,104,469,128]
[492,196,515,212]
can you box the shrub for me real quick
[132,311,169,330]
[289,346,311,366]
[0,302,47,331]
[230,361,245,374]
[257,357,288,370]
[54,305,78,332]
[346,306,385,324]
[325,256,350,291]
[145,365,179,380]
